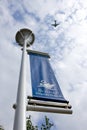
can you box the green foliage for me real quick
[0,126,4,130]
[26,115,54,130]
[41,116,53,130]
[26,115,38,130]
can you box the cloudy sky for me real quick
[0,0,87,129]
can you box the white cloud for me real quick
[0,0,87,130]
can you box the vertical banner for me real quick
[28,51,68,103]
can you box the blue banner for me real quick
[29,51,68,103]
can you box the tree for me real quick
[0,125,4,130]
[26,115,54,130]
[26,115,38,130]
[41,116,53,130]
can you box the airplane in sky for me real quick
[51,20,59,27]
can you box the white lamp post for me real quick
[13,28,35,130]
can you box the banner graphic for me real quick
[28,51,68,103]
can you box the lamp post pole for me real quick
[13,29,35,130]
[13,39,27,130]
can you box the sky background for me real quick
[0,0,87,129]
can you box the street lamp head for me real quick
[15,28,35,47]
